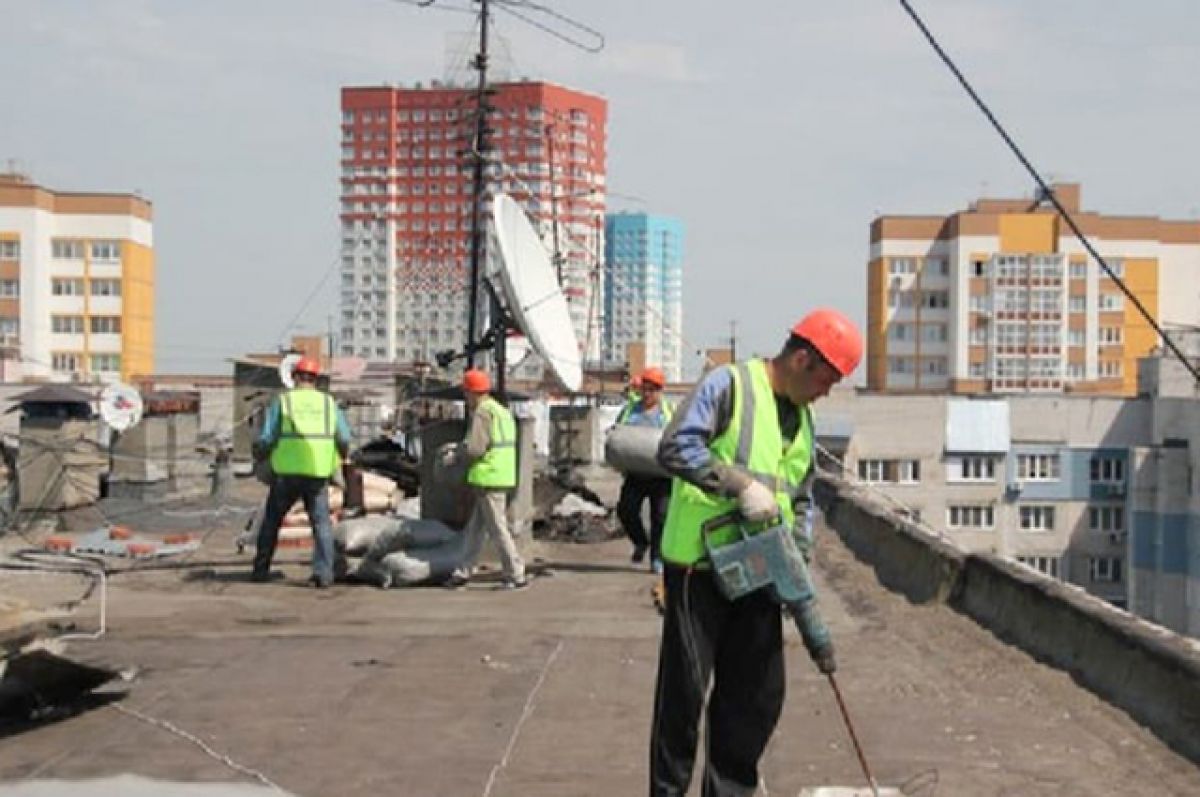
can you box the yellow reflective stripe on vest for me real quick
[270,388,340,478]
[660,359,813,565]
[467,397,517,489]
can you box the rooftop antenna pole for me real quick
[465,0,492,369]
[730,320,737,361]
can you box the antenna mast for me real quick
[465,0,492,369]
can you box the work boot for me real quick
[443,573,469,590]
[250,569,271,583]
[631,544,648,564]
[307,575,331,590]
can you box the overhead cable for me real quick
[896,0,1200,384]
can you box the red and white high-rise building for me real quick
[339,80,607,369]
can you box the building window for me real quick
[1068,296,1085,313]
[1016,556,1060,578]
[90,353,121,373]
[1067,329,1084,346]
[1089,457,1124,483]
[51,352,81,372]
[52,278,85,296]
[1098,360,1122,379]
[1019,505,1056,531]
[857,459,920,484]
[1098,293,1124,312]
[1088,505,1124,533]
[950,456,995,482]
[1016,453,1060,481]
[1069,261,1087,279]
[947,504,994,530]
[0,241,19,260]
[52,240,84,259]
[90,241,121,260]
[90,316,121,334]
[888,258,916,275]
[1098,326,1122,346]
[1088,556,1123,583]
[0,280,18,298]
[91,279,122,297]
[51,315,84,334]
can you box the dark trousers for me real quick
[253,475,335,584]
[649,564,786,797]
[618,475,671,562]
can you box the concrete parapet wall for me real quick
[816,474,1200,764]
[815,477,964,605]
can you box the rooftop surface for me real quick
[1,487,1197,796]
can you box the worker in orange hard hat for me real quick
[613,366,674,609]
[251,354,351,588]
[441,368,527,590]
[649,309,862,796]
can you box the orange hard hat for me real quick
[791,309,863,377]
[640,367,666,388]
[462,368,491,393]
[293,356,321,378]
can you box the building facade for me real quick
[603,212,684,381]
[867,183,1200,396]
[0,173,154,382]
[339,81,607,373]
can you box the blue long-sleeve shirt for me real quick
[258,388,353,455]
[656,361,815,542]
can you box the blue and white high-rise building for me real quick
[603,212,684,381]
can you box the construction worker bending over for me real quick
[443,369,528,590]
[649,309,862,797]
[251,357,352,588]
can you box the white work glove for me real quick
[737,480,779,522]
[439,445,460,469]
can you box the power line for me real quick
[895,0,1200,386]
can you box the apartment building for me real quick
[603,212,684,381]
[867,183,1200,396]
[339,80,607,372]
[0,173,154,382]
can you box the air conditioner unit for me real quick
[1106,483,1126,498]
[1109,531,1128,545]
[1005,481,1023,495]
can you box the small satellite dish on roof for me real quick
[492,193,583,392]
[278,353,302,389]
[505,332,532,370]
[99,382,144,432]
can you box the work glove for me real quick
[812,642,837,675]
[439,445,460,469]
[737,480,778,523]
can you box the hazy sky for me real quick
[4,0,1200,377]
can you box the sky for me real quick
[4,0,1200,377]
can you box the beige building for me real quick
[867,183,1200,396]
[0,172,154,382]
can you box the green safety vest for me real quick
[269,388,340,479]
[661,359,813,566]
[616,397,674,425]
[467,397,517,489]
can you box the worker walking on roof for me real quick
[614,367,673,604]
[443,369,527,590]
[251,357,352,588]
[649,309,862,797]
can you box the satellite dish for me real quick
[505,332,532,369]
[278,353,301,389]
[99,383,144,432]
[492,193,583,391]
